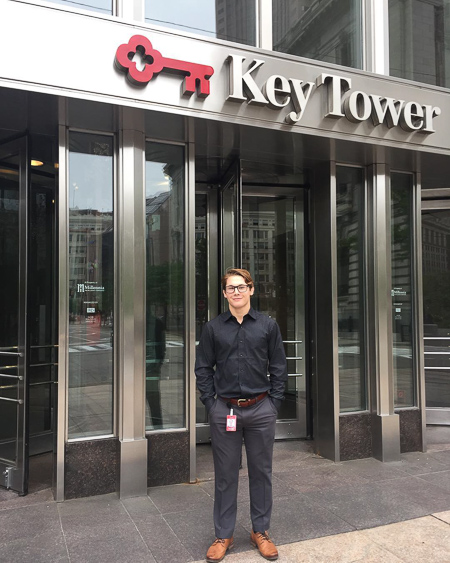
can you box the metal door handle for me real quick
[0,374,23,380]
[0,396,23,404]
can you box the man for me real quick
[195,268,287,562]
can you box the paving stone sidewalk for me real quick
[0,428,449,562]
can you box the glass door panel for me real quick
[195,161,241,443]
[195,192,209,430]
[28,182,57,455]
[422,206,450,424]
[220,163,240,282]
[194,160,307,442]
[0,136,28,495]
[241,187,306,439]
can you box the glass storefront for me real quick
[67,132,115,439]
[336,166,366,412]
[273,0,363,69]
[145,0,257,45]
[391,172,415,408]
[145,141,185,431]
[3,0,450,501]
[390,0,450,87]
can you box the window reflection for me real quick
[337,167,366,412]
[195,193,209,425]
[0,153,20,461]
[195,194,208,342]
[145,142,185,431]
[43,0,112,14]
[145,0,256,45]
[391,173,415,407]
[390,0,450,87]
[68,133,114,439]
[273,0,362,69]
[423,209,450,408]
[241,192,305,423]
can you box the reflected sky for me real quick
[146,0,216,34]
[69,153,113,213]
[68,156,172,210]
[146,161,170,198]
[46,0,111,14]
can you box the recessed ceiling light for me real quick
[30,160,44,167]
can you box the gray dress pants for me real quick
[209,395,277,539]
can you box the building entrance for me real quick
[195,161,309,442]
[0,135,57,495]
[422,204,450,425]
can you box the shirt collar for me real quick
[224,307,257,322]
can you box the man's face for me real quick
[223,275,254,311]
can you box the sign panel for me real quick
[1,2,450,152]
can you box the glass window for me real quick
[273,0,363,69]
[337,167,366,412]
[391,172,415,407]
[145,0,256,45]
[145,142,185,431]
[389,0,450,87]
[422,208,450,410]
[42,0,112,14]
[68,132,114,439]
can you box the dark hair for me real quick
[221,268,254,290]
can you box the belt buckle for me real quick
[237,398,247,407]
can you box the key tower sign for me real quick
[115,34,441,135]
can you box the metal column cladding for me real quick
[117,107,148,498]
[367,160,401,462]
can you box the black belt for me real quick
[219,392,268,408]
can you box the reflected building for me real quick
[215,0,256,45]
[390,0,450,87]
[422,213,450,272]
[273,0,362,68]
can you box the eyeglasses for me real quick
[225,284,250,294]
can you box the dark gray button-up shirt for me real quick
[195,308,287,407]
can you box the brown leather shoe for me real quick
[251,531,278,560]
[206,537,234,562]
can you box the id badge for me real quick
[226,408,237,432]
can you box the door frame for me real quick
[195,160,310,442]
[240,184,308,439]
[0,135,29,495]
[422,197,450,425]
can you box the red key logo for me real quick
[115,35,214,98]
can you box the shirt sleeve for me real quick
[268,320,288,401]
[194,323,216,406]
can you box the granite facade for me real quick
[339,413,373,461]
[397,408,423,453]
[147,432,190,487]
[64,438,119,500]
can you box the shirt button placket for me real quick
[238,327,243,382]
